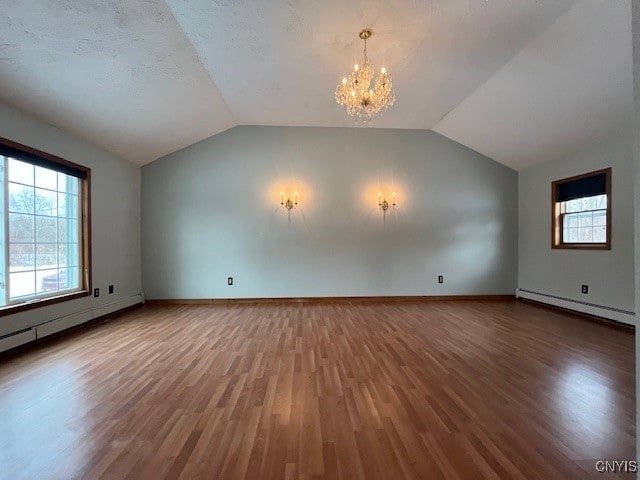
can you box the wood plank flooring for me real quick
[0,299,635,479]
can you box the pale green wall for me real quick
[142,126,517,299]
[518,130,636,316]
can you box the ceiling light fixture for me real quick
[335,29,395,122]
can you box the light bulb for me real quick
[354,64,359,71]
[351,90,356,96]
[342,78,347,84]
[381,67,386,74]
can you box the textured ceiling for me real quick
[434,0,633,170]
[0,0,632,169]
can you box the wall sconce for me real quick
[378,192,396,211]
[280,190,299,222]
[378,191,396,222]
[280,191,298,210]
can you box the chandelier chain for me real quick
[363,38,368,65]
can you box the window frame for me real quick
[0,136,91,315]
[551,167,611,250]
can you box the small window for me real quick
[551,168,611,250]
[0,137,91,314]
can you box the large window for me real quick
[0,137,90,313]
[551,168,611,250]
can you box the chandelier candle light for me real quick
[335,29,395,121]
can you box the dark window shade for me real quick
[0,144,87,179]
[556,173,606,202]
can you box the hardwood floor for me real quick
[0,299,634,479]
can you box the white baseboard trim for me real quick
[90,294,143,322]
[0,293,143,352]
[516,288,635,326]
[0,329,37,353]
[35,310,93,338]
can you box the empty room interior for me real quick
[0,1,639,479]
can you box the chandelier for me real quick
[335,29,395,121]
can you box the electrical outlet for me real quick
[227,277,233,286]
[438,275,444,284]
[94,288,100,297]
[581,285,589,294]
[108,285,114,294]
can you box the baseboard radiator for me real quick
[0,293,143,353]
[516,288,635,326]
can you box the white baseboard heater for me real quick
[516,288,635,326]
[0,293,143,353]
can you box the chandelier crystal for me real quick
[335,29,395,122]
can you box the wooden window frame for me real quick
[551,168,611,250]
[0,137,91,316]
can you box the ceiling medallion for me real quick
[335,28,395,122]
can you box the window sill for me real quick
[552,243,611,250]
[0,290,91,317]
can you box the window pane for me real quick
[65,175,79,195]
[10,271,35,298]
[67,219,79,243]
[67,243,80,268]
[581,197,595,211]
[563,228,578,243]
[593,211,606,226]
[562,194,607,215]
[578,227,593,242]
[594,194,605,209]
[58,193,68,217]
[36,243,57,268]
[593,226,606,243]
[565,199,582,213]
[8,158,34,185]
[65,266,79,290]
[565,214,578,228]
[578,212,592,227]
[9,244,34,272]
[35,216,57,243]
[37,268,64,294]
[58,218,67,242]
[9,213,34,242]
[8,183,34,214]
[34,188,57,216]
[67,194,79,219]
[58,243,68,267]
[35,166,58,190]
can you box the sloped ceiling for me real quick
[0,0,632,170]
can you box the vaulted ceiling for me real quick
[0,0,632,170]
